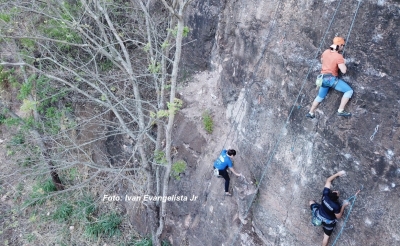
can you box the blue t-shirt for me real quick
[319,187,341,220]
[213,150,233,170]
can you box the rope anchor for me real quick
[370,125,379,141]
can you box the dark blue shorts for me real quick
[310,203,337,236]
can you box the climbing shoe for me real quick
[306,113,315,119]
[337,111,351,117]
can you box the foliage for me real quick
[167,25,190,38]
[40,19,82,50]
[171,160,186,180]
[52,202,74,222]
[0,13,10,22]
[25,179,57,206]
[52,195,96,223]
[20,99,37,113]
[130,237,171,246]
[0,113,5,124]
[85,212,122,239]
[202,110,214,134]
[20,38,35,51]
[154,150,167,165]
[10,132,25,145]
[167,98,183,115]
[134,237,152,246]
[99,59,115,71]
[16,157,38,167]
[0,0,192,244]
[143,43,151,52]
[151,98,183,119]
[0,66,17,88]
[148,61,161,74]
[74,196,96,219]
[161,41,170,50]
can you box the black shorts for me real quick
[310,203,337,236]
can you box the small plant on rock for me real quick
[202,110,214,134]
[171,160,187,180]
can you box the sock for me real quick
[338,109,344,113]
[309,112,314,115]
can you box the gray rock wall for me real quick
[171,0,400,245]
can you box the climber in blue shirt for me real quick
[213,149,241,196]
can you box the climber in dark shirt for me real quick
[309,171,350,246]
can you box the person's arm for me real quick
[335,201,350,219]
[324,170,346,189]
[338,63,347,74]
[229,167,241,176]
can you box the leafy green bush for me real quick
[202,111,214,134]
[171,160,187,180]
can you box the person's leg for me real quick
[322,222,336,246]
[334,79,353,112]
[322,233,330,246]
[338,96,350,111]
[309,100,320,114]
[219,168,230,194]
[307,87,329,117]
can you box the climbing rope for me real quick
[342,0,363,56]
[331,185,363,246]
[221,1,283,148]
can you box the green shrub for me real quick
[154,150,167,165]
[85,212,122,239]
[0,13,11,22]
[0,66,17,88]
[0,114,6,124]
[134,238,152,246]
[17,157,38,167]
[171,160,187,180]
[53,202,73,222]
[10,133,25,145]
[75,196,96,219]
[202,111,214,134]
[167,25,190,38]
[25,179,57,206]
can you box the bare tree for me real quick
[0,0,192,244]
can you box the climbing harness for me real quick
[213,168,221,177]
[369,125,379,141]
[331,185,363,246]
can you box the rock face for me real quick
[166,0,400,245]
